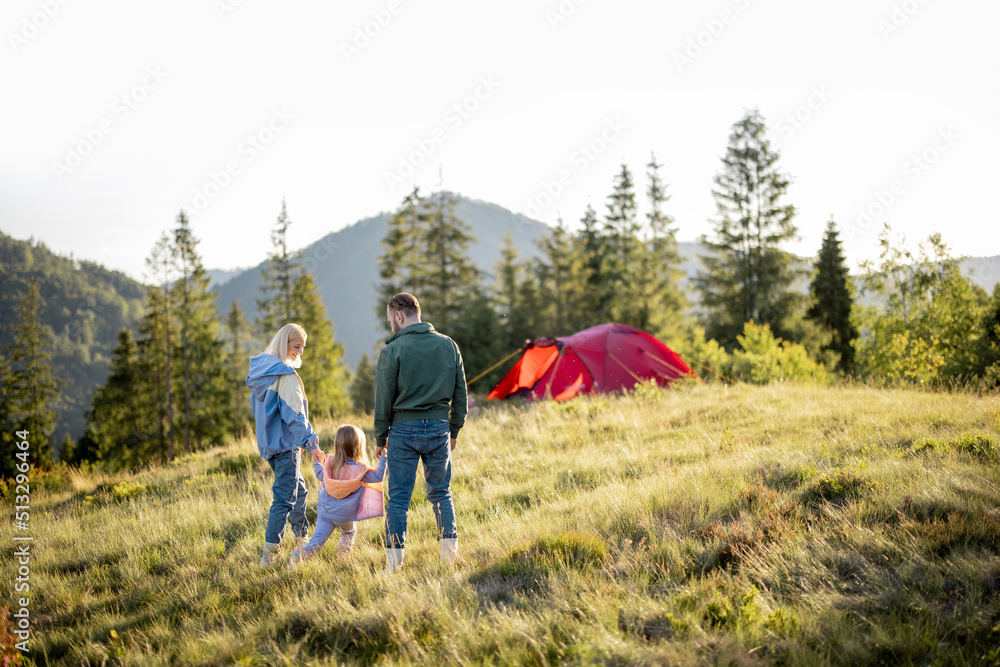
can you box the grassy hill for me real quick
[4,382,1000,665]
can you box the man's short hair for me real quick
[387,292,420,318]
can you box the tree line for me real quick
[3,108,998,475]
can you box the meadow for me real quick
[3,382,1000,666]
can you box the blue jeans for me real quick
[265,448,308,544]
[385,419,456,549]
[303,516,356,555]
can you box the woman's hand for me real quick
[311,448,325,464]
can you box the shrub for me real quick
[111,481,147,502]
[803,468,877,505]
[730,322,829,384]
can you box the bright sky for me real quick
[2,0,997,282]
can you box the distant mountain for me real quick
[962,256,1000,293]
[213,196,551,367]
[206,267,248,289]
[0,231,146,448]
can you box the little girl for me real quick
[289,424,387,566]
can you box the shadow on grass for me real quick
[470,532,607,605]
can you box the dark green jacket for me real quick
[374,322,468,448]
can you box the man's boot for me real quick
[440,537,458,563]
[385,548,404,573]
[259,542,280,567]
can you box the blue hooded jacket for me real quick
[246,353,318,459]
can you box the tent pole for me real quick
[466,348,524,387]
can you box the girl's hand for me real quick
[311,449,326,464]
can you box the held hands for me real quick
[311,448,326,464]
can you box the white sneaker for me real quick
[384,548,404,573]
[440,537,458,563]
[259,542,280,567]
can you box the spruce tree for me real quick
[173,212,230,451]
[258,198,300,336]
[536,216,592,336]
[645,153,687,339]
[349,352,377,414]
[225,300,254,428]
[695,109,802,347]
[806,219,858,373]
[378,187,426,315]
[603,164,645,327]
[420,189,479,333]
[577,203,607,322]
[5,279,62,468]
[290,271,350,418]
[0,349,16,477]
[145,233,177,460]
[495,232,538,351]
[83,329,154,469]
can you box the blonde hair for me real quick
[264,323,307,368]
[324,424,370,478]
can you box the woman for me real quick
[246,323,325,567]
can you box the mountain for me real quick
[213,196,551,367]
[962,256,1000,293]
[0,231,146,448]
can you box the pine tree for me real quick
[5,279,62,468]
[645,153,687,340]
[695,109,802,347]
[258,198,300,336]
[173,212,231,451]
[806,219,858,373]
[349,352,377,414]
[225,300,254,429]
[290,271,350,418]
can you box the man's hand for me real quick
[376,445,387,458]
[450,437,457,451]
[311,448,325,464]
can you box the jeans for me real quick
[385,419,456,549]
[265,448,308,544]
[303,516,356,555]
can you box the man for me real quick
[375,292,468,572]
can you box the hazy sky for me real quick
[2,0,997,282]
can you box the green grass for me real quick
[4,383,1000,665]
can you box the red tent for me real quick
[486,323,694,402]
